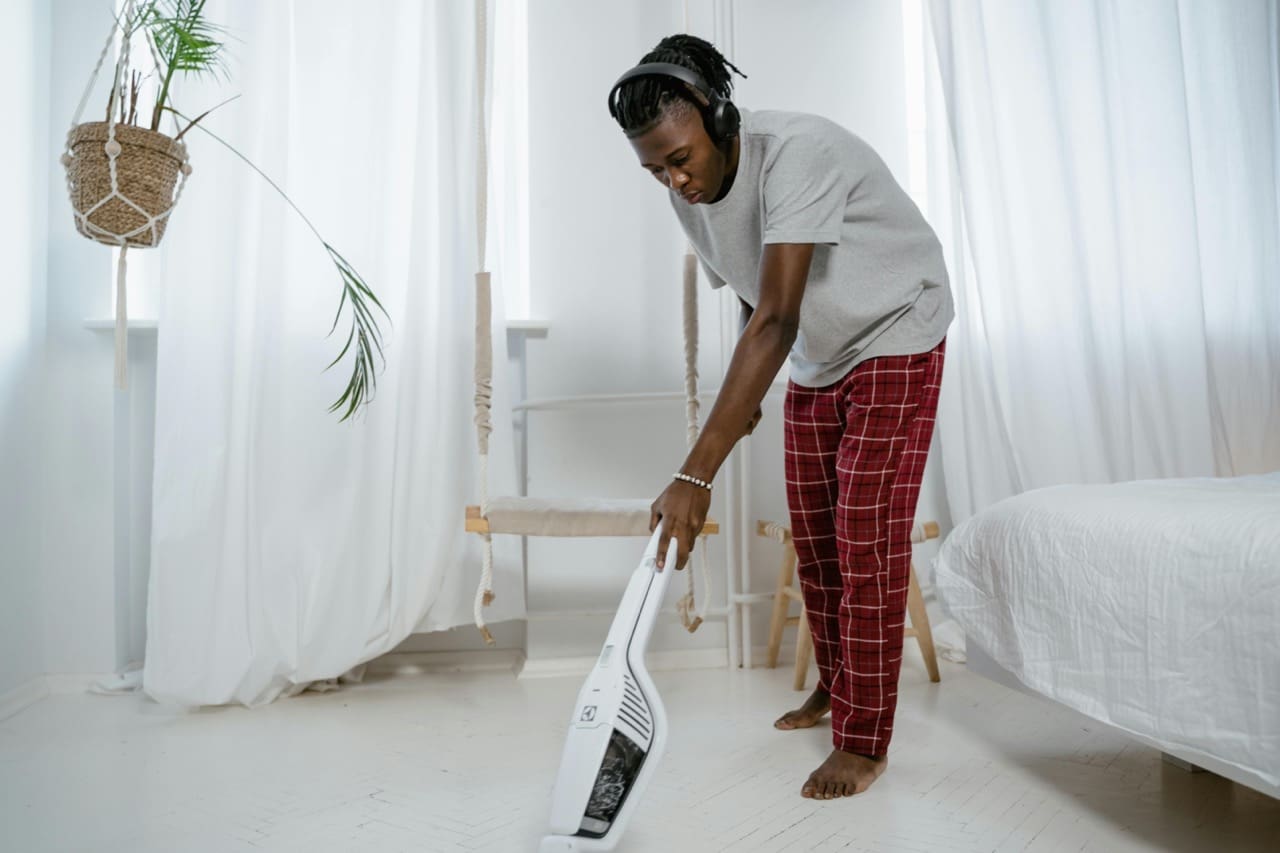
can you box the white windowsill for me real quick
[83,318,543,336]
[506,318,549,337]
[83,318,159,333]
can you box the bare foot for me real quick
[773,686,831,730]
[800,749,887,799]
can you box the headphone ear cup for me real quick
[714,100,741,144]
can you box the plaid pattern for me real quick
[783,340,945,756]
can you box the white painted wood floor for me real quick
[2,654,1277,853]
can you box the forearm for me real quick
[679,314,795,481]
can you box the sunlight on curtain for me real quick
[143,0,523,707]
[924,0,1280,521]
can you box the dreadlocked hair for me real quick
[613,33,747,138]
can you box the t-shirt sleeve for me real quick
[761,134,851,246]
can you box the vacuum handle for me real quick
[616,528,676,662]
[640,526,679,571]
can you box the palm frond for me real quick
[144,0,235,130]
[323,244,392,421]
[167,109,394,423]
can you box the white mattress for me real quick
[936,473,1280,791]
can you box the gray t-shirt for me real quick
[669,109,954,387]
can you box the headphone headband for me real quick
[607,62,715,119]
[607,60,740,145]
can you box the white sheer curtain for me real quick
[924,0,1280,523]
[143,0,522,708]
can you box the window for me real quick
[489,0,531,322]
[901,0,928,217]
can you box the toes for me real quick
[804,773,863,800]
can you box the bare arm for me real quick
[650,242,815,569]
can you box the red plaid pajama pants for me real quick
[783,339,945,756]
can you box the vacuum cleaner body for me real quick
[540,531,677,852]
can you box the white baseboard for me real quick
[0,638,878,721]
[0,677,50,722]
[367,644,748,681]
[517,646,731,679]
[517,643,817,679]
[366,648,526,676]
[3,646,803,717]
[44,673,109,694]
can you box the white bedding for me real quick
[936,473,1280,791]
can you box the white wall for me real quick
[35,0,149,681]
[3,0,153,700]
[0,0,52,699]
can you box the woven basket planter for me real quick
[65,121,189,248]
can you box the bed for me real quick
[935,473,1280,798]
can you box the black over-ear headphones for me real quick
[607,61,741,146]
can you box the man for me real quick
[609,33,954,799]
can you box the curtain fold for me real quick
[925,0,1280,523]
[143,0,522,708]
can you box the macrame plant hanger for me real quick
[63,0,193,391]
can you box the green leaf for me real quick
[145,0,235,129]
[328,284,349,336]
[162,108,392,422]
[324,325,356,371]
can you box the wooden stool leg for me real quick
[766,544,798,669]
[906,562,940,683]
[793,607,813,691]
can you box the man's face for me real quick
[628,108,728,205]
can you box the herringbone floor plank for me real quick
[2,654,1277,852]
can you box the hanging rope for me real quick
[472,0,497,645]
[63,1,192,390]
[115,244,129,386]
[682,251,700,449]
[676,247,712,633]
[674,0,711,633]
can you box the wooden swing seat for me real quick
[465,500,719,537]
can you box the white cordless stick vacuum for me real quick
[539,529,679,852]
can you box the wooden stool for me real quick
[760,520,942,688]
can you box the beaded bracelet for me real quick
[673,472,712,491]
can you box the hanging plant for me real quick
[62,0,389,422]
